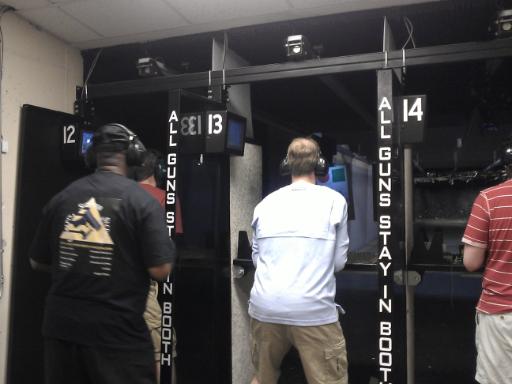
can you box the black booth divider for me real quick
[7,105,87,383]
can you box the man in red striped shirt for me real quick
[463,146,512,384]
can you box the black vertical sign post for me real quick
[161,89,180,384]
[376,69,405,384]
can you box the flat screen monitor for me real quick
[318,164,356,221]
[318,165,350,201]
[226,115,246,155]
[80,130,94,156]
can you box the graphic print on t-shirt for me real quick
[58,197,114,277]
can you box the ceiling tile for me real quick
[19,6,101,42]
[1,0,49,10]
[61,0,189,37]
[168,0,290,24]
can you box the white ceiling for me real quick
[1,0,441,49]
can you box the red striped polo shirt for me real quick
[462,179,512,314]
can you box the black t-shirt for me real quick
[29,171,175,349]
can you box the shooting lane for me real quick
[77,37,260,384]
[243,72,382,384]
[399,57,512,382]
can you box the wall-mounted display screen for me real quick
[80,130,94,155]
[226,116,246,155]
[318,165,350,201]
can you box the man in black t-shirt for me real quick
[29,123,176,384]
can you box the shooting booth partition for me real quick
[7,105,88,383]
[91,90,243,384]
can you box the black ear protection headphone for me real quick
[147,149,167,188]
[279,150,328,177]
[501,137,512,166]
[85,123,146,168]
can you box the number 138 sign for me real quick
[396,95,426,144]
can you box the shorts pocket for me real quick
[324,343,347,383]
[251,340,259,369]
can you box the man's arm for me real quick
[334,201,349,272]
[251,209,259,268]
[463,244,486,272]
[461,192,489,272]
[29,207,53,273]
[251,230,259,268]
[30,258,52,273]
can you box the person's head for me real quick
[286,137,321,177]
[132,149,161,182]
[87,123,146,175]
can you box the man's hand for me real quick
[30,258,52,273]
[463,244,486,272]
[148,263,172,281]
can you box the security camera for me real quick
[136,57,176,77]
[284,35,312,61]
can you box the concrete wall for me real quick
[0,12,83,384]
[230,143,262,384]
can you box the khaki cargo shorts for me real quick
[250,318,348,384]
[475,311,512,384]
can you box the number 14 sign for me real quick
[396,95,427,144]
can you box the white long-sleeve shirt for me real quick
[249,181,349,326]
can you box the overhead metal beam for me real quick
[319,75,375,129]
[87,38,512,99]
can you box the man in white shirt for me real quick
[249,137,349,384]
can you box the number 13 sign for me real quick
[205,110,227,153]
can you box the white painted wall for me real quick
[0,12,83,384]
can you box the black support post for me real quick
[376,69,406,384]
[160,89,181,384]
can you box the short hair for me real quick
[286,137,320,176]
[133,149,160,182]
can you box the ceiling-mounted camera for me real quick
[284,35,312,61]
[136,57,176,77]
[492,9,512,38]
